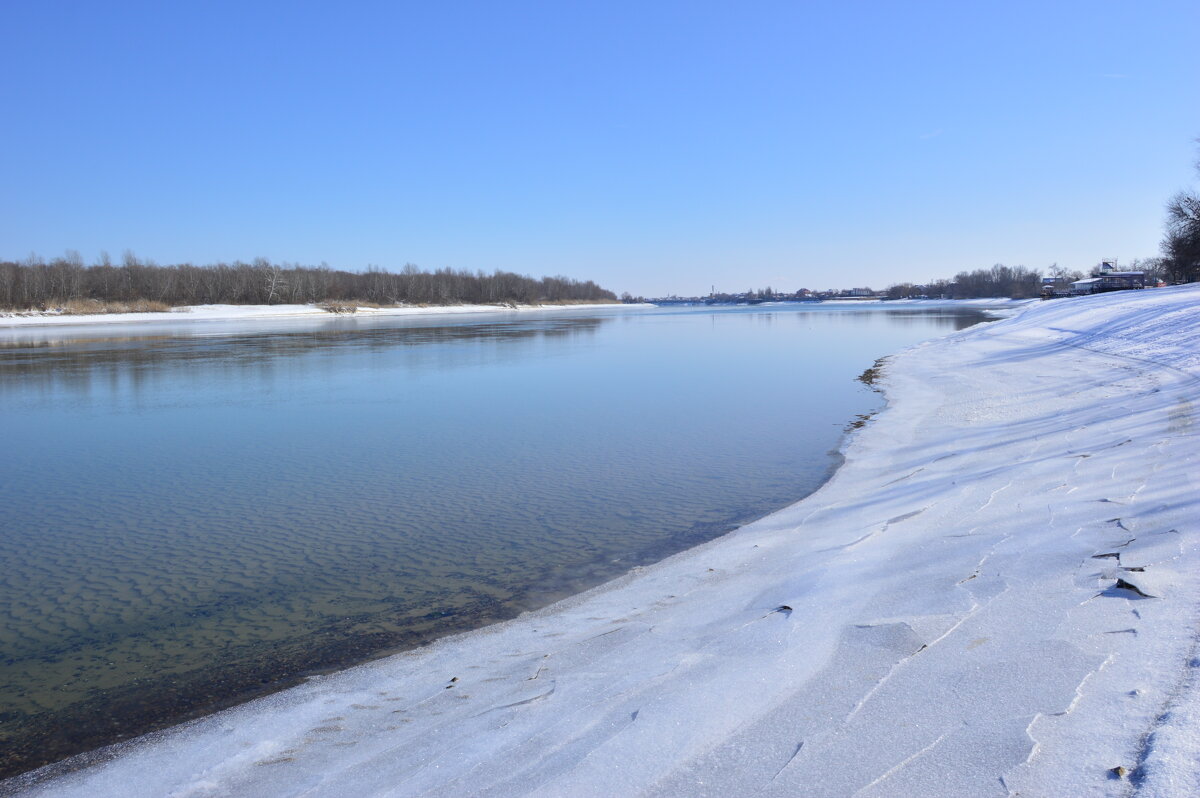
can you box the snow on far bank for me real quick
[7,286,1200,797]
[0,298,1030,330]
[0,302,639,328]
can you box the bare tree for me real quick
[1163,190,1200,282]
[256,258,288,304]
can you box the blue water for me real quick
[0,303,987,775]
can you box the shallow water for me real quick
[0,304,987,776]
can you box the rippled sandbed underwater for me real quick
[0,305,989,778]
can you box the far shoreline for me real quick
[0,297,1032,331]
[0,300,643,329]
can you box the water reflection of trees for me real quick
[0,307,991,400]
[799,308,991,330]
[709,305,990,332]
[0,316,609,398]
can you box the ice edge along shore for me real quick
[0,302,638,328]
[0,298,1025,329]
[8,286,1200,798]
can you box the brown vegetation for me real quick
[319,301,360,314]
[58,299,171,314]
[0,252,618,312]
[857,356,888,388]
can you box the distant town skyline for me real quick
[3,1,1198,298]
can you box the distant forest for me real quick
[0,254,617,311]
[884,264,1048,299]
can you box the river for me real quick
[0,303,989,777]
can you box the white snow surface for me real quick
[8,286,1200,797]
[0,302,637,328]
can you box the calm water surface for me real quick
[0,304,987,776]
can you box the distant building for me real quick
[1070,272,1146,295]
[1040,275,1072,298]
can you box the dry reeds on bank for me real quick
[55,299,172,315]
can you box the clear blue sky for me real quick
[3,0,1198,296]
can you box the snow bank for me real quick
[0,302,636,328]
[8,286,1200,797]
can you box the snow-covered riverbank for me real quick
[0,299,1036,330]
[8,286,1200,797]
[0,302,637,328]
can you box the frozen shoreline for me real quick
[0,298,1032,331]
[0,302,639,328]
[8,287,1200,797]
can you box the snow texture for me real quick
[5,286,1199,797]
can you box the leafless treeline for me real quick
[0,253,617,310]
[883,264,1044,299]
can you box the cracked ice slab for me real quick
[6,285,1200,798]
